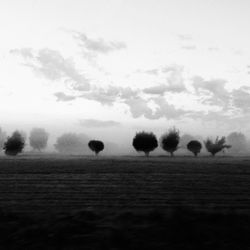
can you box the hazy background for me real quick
[1,0,250,153]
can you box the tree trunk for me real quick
[145,152,149,157]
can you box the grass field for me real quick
[0,155,250,249]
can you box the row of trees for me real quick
[132,128,231,157]
[0,127,248,157]
[0,128,49,153]
[0,129,105,156]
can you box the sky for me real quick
[1,0,250,145]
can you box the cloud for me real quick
[152,96,194,119]
[177,34,193,41]
[74,32,126,54]
[81,86,121,106]
[232,87,250,113]
[81,86,138,106]
[124,96,155,119]
[79,119,121,128]
[137,68,159,75]
[208,47,219,52]
[181,45,197,50]
[124,95,194,120]
[136,65,186,93]
[12,48,90,91]
[165,65,187,93]
[143,84,168,95]
[10,48,34,59]
[192,76,230,108]
[54,92,77,102]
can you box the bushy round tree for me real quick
[4,131,25,156]
[204,136,231,156]
[160,128,180,156]
[29,128,49,152]
[88,140,104,155]
[132,131,158,157]
[187,140,202,157]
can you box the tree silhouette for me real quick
[88,140,104,155]
[132,131,158,157]
[204,136,231,156]
[29,128,49,152]
[187,140,202,157]
[160,128,180,156]
[4,131,25,156]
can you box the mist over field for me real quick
[1,125,250,156]
[1,0,250,248]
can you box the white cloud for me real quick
[232,87,250,113]
[74,31,126,54]
[165,65,187,93]
[79,119,121,128]
[181,45,197,50]
[54,92,77,102]
[12,48,90,91]
[143,84,168,95]
[192,76,230,108]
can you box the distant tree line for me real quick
[0,126,249,157]
[132,128,232,157]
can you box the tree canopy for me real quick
[160,128,180,156]
[204,136,231,156]
[187,140,202,156]
[88,140,104,155]
[4,131,25,156]
[132,131,158,156]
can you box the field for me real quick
[0,155,250,249]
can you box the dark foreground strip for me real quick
[0,207,250,250]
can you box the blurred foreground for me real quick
[0,155,250,249]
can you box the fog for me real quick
[1,125,250,156]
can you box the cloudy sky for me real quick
[1,0,250,143]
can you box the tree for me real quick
[0,127,7,151]
[88,140,104,155]
[132,131,158,157]
[227,132,248,154]
[54,133,89,155]
[187,140,202,157]
[4,131,25,156]
[29,128,49,152]
[160,128,180,156]
[204,136,231,156]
